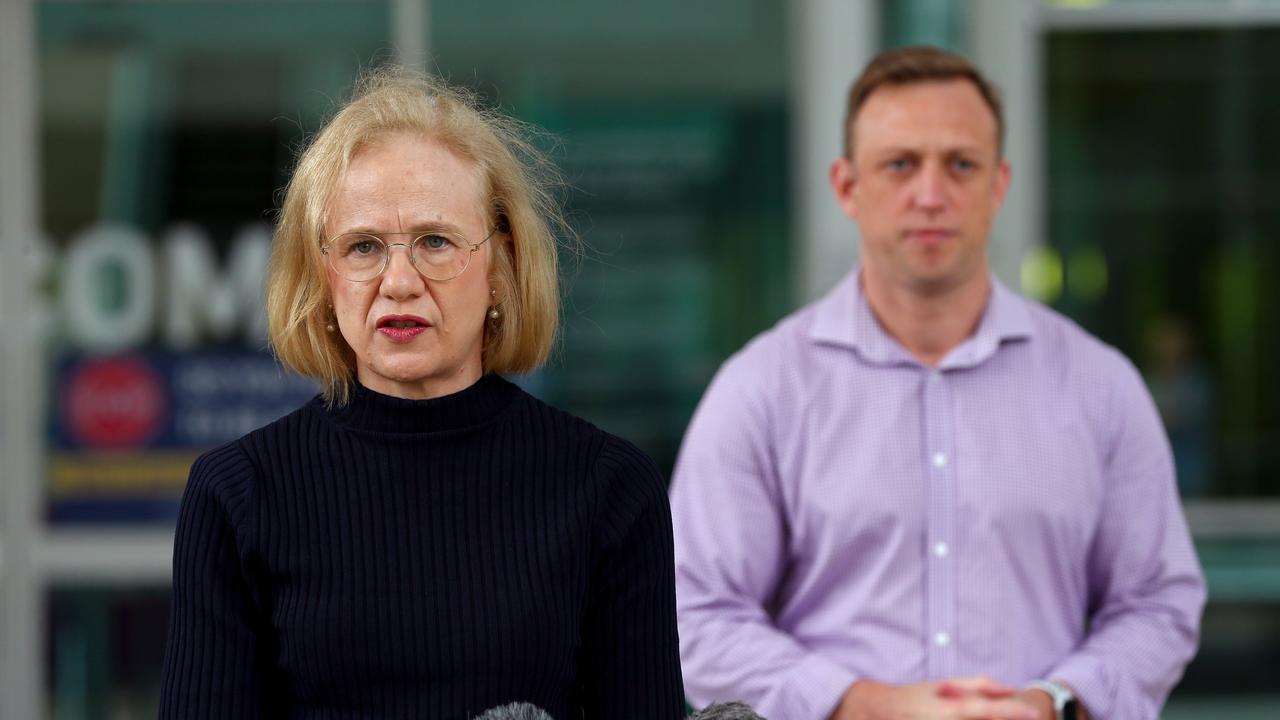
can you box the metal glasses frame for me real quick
[321,226,499,282]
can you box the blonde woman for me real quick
[158,68,684,719]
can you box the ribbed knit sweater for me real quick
[158,374,685,719]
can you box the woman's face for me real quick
[325,130,494,399]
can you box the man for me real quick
[670,46,1205,720]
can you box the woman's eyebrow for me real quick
[333,220,463,236]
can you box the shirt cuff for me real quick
[778,653,858,720]
[1049,654,1114,720]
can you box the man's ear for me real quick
[991,158,1012,214]
[830,155,860,221]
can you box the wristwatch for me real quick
[1024,680,1079,720]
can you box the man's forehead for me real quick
[852,79,999,155]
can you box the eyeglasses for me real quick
[321,227,498,283]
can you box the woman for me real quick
[158,67,684,719]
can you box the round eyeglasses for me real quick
[321,227,498,283]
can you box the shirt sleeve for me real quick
[1050,354,1207,720]
[159,443,273,719]
[578,436,687,720]
[670,357,857,720]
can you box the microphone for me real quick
[472,702,556,720]
[688,701,768,719]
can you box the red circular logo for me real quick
[63,356,167,448]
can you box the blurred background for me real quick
[1,0,1277,717]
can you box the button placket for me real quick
[923,369,957,678]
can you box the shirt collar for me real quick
[808,268,1035,369]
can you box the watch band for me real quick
[1024,680,1078,720]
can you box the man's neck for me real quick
[861,268,991,368]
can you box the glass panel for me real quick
[882,0,964,50]
[1043,0,1280,9]
[38,0,390,524]
[1046,28,1280,710]
[1045,28,1280,500]
[37,0,390,710]
[46,586,170,719]
[432,0,792,471]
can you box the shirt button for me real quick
[929,370,942,383]
[932,452,948,468]
[933,542,950,558]
[934,631,951,647]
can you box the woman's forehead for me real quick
[328,133,486,233]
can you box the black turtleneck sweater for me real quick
[158,374,684,719]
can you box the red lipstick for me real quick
[376,314,431,342]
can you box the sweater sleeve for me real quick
[159,442,272,719]
[578,436,686,719]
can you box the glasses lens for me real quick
[330,234,387,281]
[412,233,470,281]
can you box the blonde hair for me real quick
[266,66,565,405]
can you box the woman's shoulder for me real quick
[508,384,662,479]
[232,394,328,457]
[182,438,259,529]
[185,397,322,496]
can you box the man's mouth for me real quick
[905,229,956,245]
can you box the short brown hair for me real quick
[266,66,566,405]
[844,45,1004,157]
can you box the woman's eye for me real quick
[422,235,450,250]
[353,240,377,255]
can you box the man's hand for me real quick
[830,677,1041,720]
[1020,684,1090,720]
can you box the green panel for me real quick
[1197,537,1280,602]
[882,0,965,51]
[520,103,789,470]
[433,0,791,474]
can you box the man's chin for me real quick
[903,265,978,296]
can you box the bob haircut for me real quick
[267,65,564,405]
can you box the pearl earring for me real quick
[326,322,335,332]
[489,308,500,320]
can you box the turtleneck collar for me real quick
[323,373,521,435]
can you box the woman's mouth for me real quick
[376,315,431,342]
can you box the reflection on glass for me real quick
[1147,315,1214,497]
[48,587,170,719]
[1047,27,1280,499]
[39,1,390,524]
[1048,27,1280,711]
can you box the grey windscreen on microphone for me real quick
[470,702,556,720]
[687,701,769,720]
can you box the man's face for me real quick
[830,79,1010,296]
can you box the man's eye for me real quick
[886,158,913,172]
[951,158,977,172]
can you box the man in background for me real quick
[671,46,1205,720]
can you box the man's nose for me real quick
[912,163,947,211]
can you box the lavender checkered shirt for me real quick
[671,271,1205,720]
